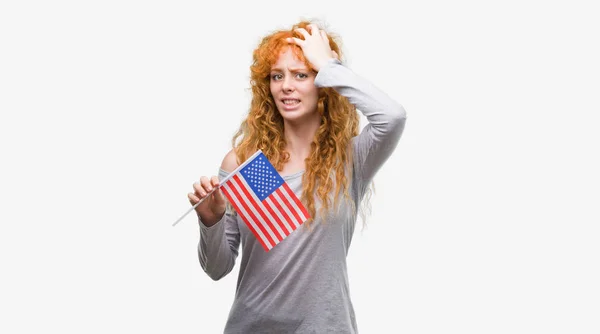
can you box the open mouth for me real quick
[282,99,300,106]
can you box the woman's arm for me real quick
[198,200,240,281]
[196,150,241,280]
[314,58,407,185]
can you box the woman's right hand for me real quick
[188,176,227,226]
[286,23,337,72]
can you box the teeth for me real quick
[283,99,299,105]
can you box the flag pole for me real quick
[171,187,219,227]
[171,149,264,227]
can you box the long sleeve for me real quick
[197,169,240,281]
[314,58,407,194]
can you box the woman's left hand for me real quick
[286,24,338,72]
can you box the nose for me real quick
[282,76,295,92]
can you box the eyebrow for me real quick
[270,66,308,72]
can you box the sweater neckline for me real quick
[280,170,305,180]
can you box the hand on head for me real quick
[286,24,339,72]
[188,175,226,226]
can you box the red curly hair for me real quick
[232,21,361,226]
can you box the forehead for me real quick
[271,48,307,70]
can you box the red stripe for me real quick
[263,197,293,234]
[221,186,270,252]
[227,177,276,247]
[233,175,284,241]
[275,187,302,225]
[283,182,310,218]
[267,193,297,232]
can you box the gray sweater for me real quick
[198,58,407,333]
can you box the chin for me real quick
[279,110,307,120]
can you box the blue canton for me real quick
[240,153,285,201]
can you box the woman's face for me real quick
[269,48,319,123]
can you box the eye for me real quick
[296,73,308,79]
[271,73,283,81]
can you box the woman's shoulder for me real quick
[220,148,239,174]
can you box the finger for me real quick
[320,30,329,42]
[294,28,311,40]
[308,24,320,36]
[200,176,213,192]
[212,187,226,204]
[193,182,207,197]
[188,192,200,205]
[332,50,339,60]
[286,37,305,47]
[210,176,220,188]
[209,176,226,203]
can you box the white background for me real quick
[1,0,599,333]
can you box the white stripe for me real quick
[236,176,288,240]
[264,197,293,234]
[223,182,272,249]
[272,191,300,228]
[230,176,281,244]
[279,186,308,222]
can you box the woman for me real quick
[188,21,407,333]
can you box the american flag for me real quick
[220,150,310,251]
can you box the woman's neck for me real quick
[282,115,320,171]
